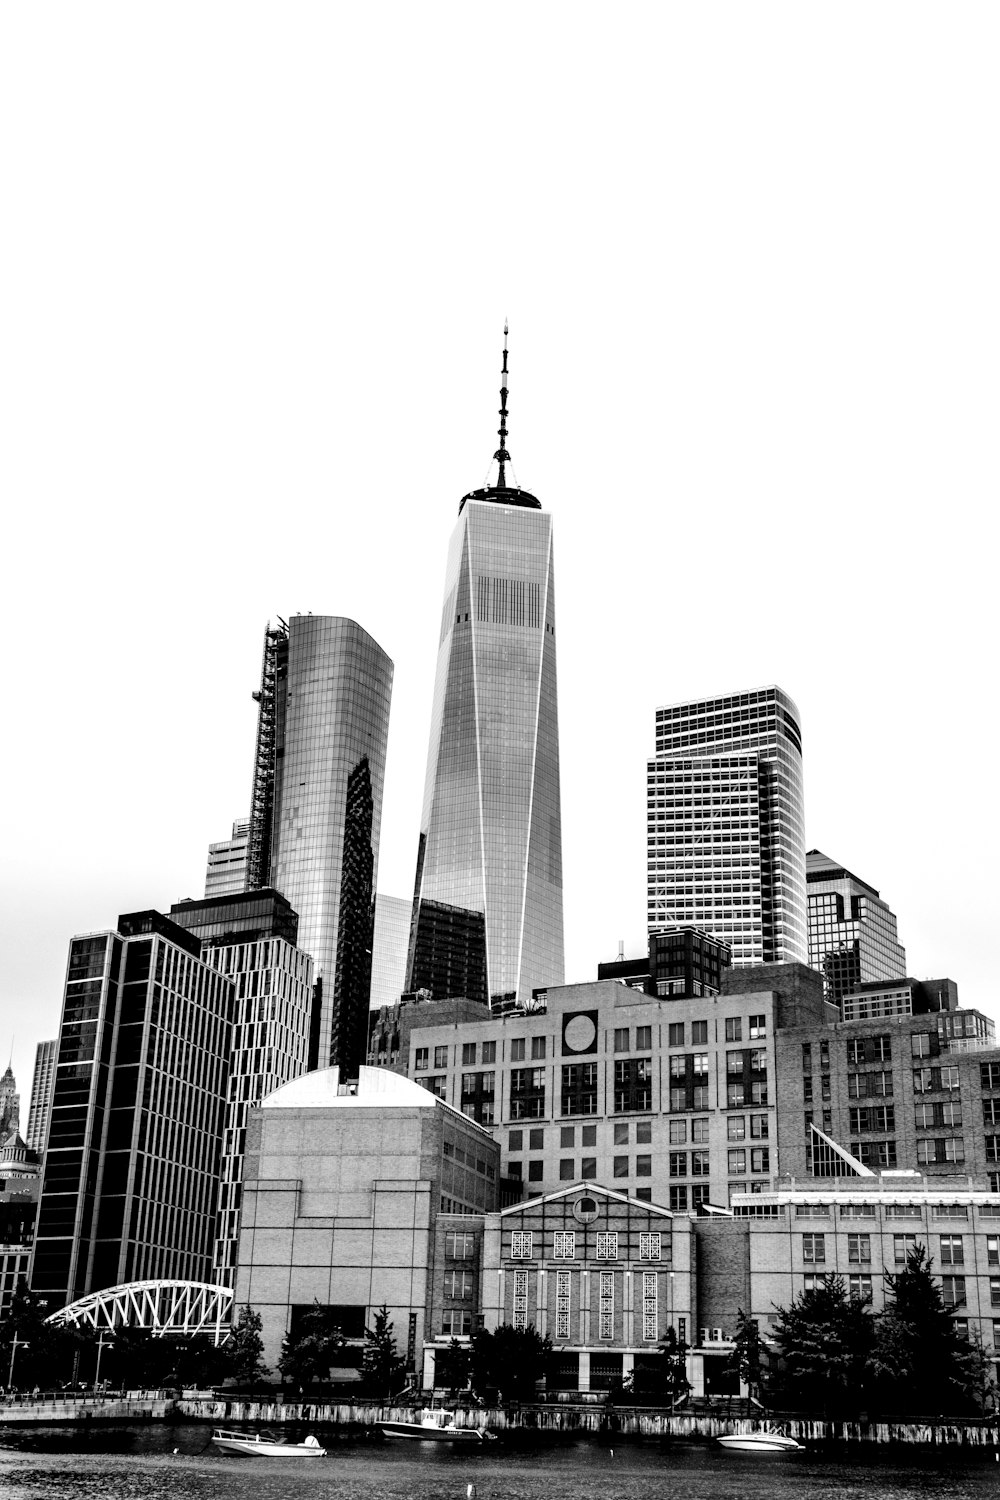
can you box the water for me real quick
[1,1425,999,1500]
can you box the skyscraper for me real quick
[369,893,413,1011]
[25,1039,57,1154]
[204,817,250,898]
[407,329,564,1009]
[647,686,807,966]
[32,911,231,1307]
[806,848,906,1009]
[246,615,393,1075]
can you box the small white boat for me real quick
[212,1427,326,1457]
[717,1429,803,1452]
[381,1408,489,1443]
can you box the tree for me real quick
[436,1338,472,1397]
[872,1244,988,1416]
[0,1277,80,1388]
[360,1305,405,1398]
[770,1274,873,1416]
[725,1308,765,1400]
[470,1323,552,1403]
[277,1302,345,1389]
[630,1326,691,1404]
[221,1305,269,1387]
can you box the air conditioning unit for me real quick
[699,1327,709,1346]
[712,1328,724,1342]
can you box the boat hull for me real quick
[717,1434,802,1452]
[381,1420,483,1443]
[212,1430,326,1457]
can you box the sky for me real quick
[2,4,997,1109]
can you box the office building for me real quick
[598,928,732,999]
[806,848,907,1010]
[204,818,251,898]
[245,615,393,1076]
[408,330,563,1010]
[369,893,413,1012]
[169,890,313,1285]
[25,1039,57,1155]
[32,911,232,1308]
[647,686,807,967]
[0,1123,40,1319]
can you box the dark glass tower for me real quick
[407,330,564,1008]
[245,615,393,1075]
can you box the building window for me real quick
[582,1123,596,1146]
[848,1234,871,1264]
[561,1062,598,1117]
[668,1022,685,1047]
[750,1114,769,1139]
[990,1279,1000,1309]
[614,1058,653,1113]
[987,1236,1000,1266]
[749,1014,766,1039]
[555,1269,571,1339]
[802,1234,825,1263]
[725,1018,742,1042]
[643,1271,658,1341]
[561,1126,575,1147]
[527,1161,543,1182]
[669,1186,688,1211]
[802,1043,812,1072]
[553,1231,575,1259]
[443,1270,474,1299]
[670,1120,687,1145]
[597,1232,618,1260]
[599,1271,615,1340]
[728,1149,746,1175]
[445,1232,475,1259]
[482,1040,496,1064]
[614,1155,629,1178]
[511,1232,532,1259]
[636,1155,652,1177]
[691,1117,709,1144]
[531,1036,546,1061]
[434,1045,448,1068]
[636,1120,652,1145]
[692,1020,708,1045]
[509,1130,523,1151]
[636,1025,652,1052]
[559,1159,574,1180]
[848,1275,873,1302]
[639,1232,661,1261]
[802,1273,825,1292]
[462,1042,476,1065]
[510,1067,545,1120]
[614,1122,629,1145]
[614,1028,629,1053]
[728,1116,746,1141]
[423,1075,447,1099]
[581,1157,596,1179]
[415,1047,429,1071]
[513,1269,528,1330]
[727,1084,746,1109]
[692,1150,710,1177]
[941,1276,966,1308]
[669,1152,687,1177]
[510,1038,526,1062]
[939,1235,964,1266]
[636,1187,653,1202]
[442,1310,472,1336]
[529,1127,544,1151]
[751,1148,769,1174]
[692,1184,711,1209]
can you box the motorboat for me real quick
[211,1428,326,1457]
[381,1408,491,1443]
[717,1429,803,1452]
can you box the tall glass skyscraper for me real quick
[647,686,807,965]
[246,615,393,1075]
[408,332,564,1009]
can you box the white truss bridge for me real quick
[45,1280,233,1344]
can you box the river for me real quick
[2,1424,999,1500]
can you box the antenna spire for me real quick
[493,321,510,490]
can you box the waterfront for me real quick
[2,1427,1000,1500]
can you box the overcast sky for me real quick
[2,4,997,1105]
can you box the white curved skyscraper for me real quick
[407,331,564,1009]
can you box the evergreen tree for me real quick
[725,1308,765,1400]
[771,1274,873,1416]
[436,1337,472,1397]
[470,1323,552,1403]
[277,1302,345,1389]
[360,1305,405,1397]
[221,1305,269,1386]
[872,1244,988,1416]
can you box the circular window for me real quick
[564,1013,598,1053]
[573,1195,600,1224]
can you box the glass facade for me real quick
[369,892,412,1012]
[25,1039,57,1154]
[409,495,564,1009]
[264,615,393,1075]
[647,686,807,966]
[32,917,231,1307]
[806,849,907,1010]
[204,818,250,898]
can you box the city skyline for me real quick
[3,8,997,1098]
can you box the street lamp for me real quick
[8,1334,29,1389]
[95,1332,114,1389]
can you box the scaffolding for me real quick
[245,620,287,892]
